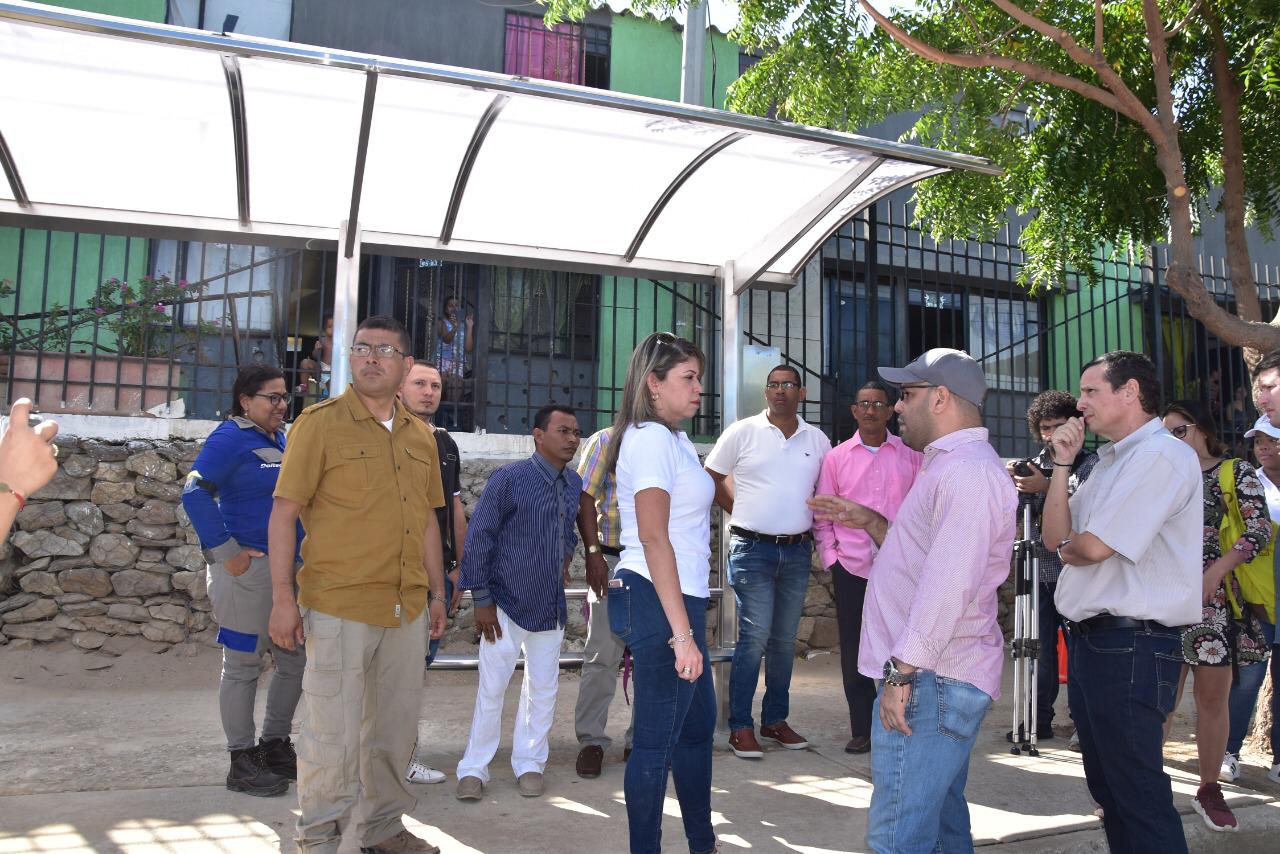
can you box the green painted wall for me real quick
[609,13,739,109]
[595,276,713,432]
[1046,257,1146,394]
[0,230,148,353]
[39,0,166,20]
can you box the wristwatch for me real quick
[429,593,446,604]
[585,544,602,555]
[883,658,916,687]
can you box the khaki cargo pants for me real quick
[294,607,425,852]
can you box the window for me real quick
[967,293,1041,393]
[503,12,609,89]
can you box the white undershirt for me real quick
[380,418,394,432]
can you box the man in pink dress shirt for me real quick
[810,348,1017,854]
[813,379,922,755]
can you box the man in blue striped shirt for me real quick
[455,404,583,801]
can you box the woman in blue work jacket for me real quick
[183,365,304,798]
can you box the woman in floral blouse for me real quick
[1161,400,1271,832]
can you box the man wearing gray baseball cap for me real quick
[808,347,1016,852]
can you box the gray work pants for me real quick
[207,554,305,751]
[574,553,634,749]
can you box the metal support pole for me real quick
[330,220,361,395]
[715,261,742,730]
[680,0,707,107]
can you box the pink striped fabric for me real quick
[856,427,1017,700]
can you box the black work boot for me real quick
[227,746,289,797]
[258,736,298,780]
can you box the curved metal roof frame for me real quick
[0,0,998,290]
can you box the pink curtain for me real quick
[504,15,582,84]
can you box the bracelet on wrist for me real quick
[0,482,25,510]
[1052,461,1073,468]
[668,628,693,648]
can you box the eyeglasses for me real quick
[766,381,800,391]
[350,343,406,359]
[1168,423,1193,439]
[253,393,292,407]
[855,400,888,411]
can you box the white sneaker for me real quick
[1269,763,1280,784]
[1068,731,1081,752]
[405,758,447,784]
[1220,752,1241,783]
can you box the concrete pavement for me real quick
[1,645,1277,852]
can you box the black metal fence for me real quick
[3,207,1277,460]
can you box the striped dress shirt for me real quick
[458,453,581,632]
[857,427,1018,700]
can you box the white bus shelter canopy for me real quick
[0,0,998,292]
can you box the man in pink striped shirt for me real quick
[813,379,922,755]
[810,348,1016,854]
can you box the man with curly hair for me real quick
[1004,390,1093,744]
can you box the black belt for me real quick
[730,526,812,546]
[1064,615,1175,636]
[600,545,623,557]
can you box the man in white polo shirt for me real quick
[1041,350,1200,854]
[706,364,831,758]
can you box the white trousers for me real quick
[456,606,564,782]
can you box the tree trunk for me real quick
[1244,667,1275,758]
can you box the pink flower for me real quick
[153,303,165,312]
[178,280,188,288]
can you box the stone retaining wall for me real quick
[0,435,1016,657]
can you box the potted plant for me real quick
[3,274,223,416]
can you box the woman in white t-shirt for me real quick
[603,331,717,854]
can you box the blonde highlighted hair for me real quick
[603,332,706,475]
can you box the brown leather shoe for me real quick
[576,745,604,778]
[760,721,810,750]
[845,735,871,754]
[729,727,764,758]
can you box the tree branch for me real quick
[857,0,1129,115]
[1205,7,1263,326]
[982,0,1164,140]
[1094,0,1104,57]
[1165,0,1204,40]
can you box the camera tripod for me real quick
[1009,502,1041,757]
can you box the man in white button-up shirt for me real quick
[1042,350,1199,854]
[705,365,831,759]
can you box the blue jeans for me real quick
[726,535,812,731]
[1227,619,1277,758]
[608,570,716,854]
[1067,625,1189,854]
[866,671,992,853]
[424,574,454,666]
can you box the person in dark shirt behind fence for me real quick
[454,403,582,801]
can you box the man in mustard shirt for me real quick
[268,315,447,854]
